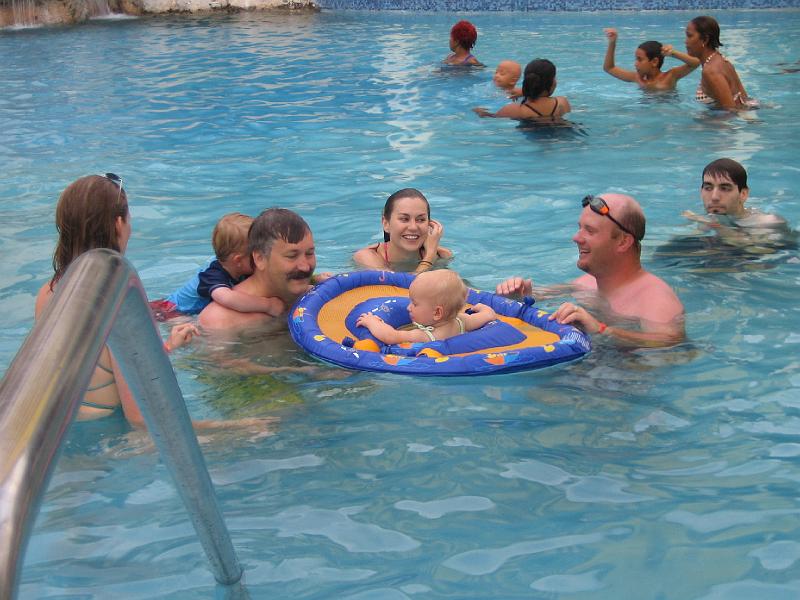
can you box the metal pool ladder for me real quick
[0,249,245,600]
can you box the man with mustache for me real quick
[199,208,319,330]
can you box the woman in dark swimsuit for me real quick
[353,188,452,273]
[474,58,571,120]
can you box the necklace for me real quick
[703,52,717,66]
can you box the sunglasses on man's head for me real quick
[581,195,640,241]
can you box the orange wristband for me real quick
[163,342,171,354]
[597,322,608,334]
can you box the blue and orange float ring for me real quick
[289,271,591,376]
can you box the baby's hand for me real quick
[356,312,381,328]
[604,28,618,42]
[473,303,497,319]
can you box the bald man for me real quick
[497,193,685,347]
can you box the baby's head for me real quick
[450,20,478,51]
[213,212,254,276]
[493,60,521,91]
[408,270,467,326]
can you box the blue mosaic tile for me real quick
[316,0,800,9]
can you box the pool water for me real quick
[3,9,800,599]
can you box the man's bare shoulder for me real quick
[637,272,684,320]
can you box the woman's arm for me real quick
[603,28,638,82]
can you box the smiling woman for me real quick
[352,188,452,274]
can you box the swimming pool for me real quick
[2,8,800,598]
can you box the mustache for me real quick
[287,269,313,281]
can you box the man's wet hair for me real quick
[248,208,311,257]
[703,158,748,191]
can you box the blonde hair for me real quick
[413,270,467,321]
[212,212,253,261]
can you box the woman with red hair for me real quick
[444,20,482,66]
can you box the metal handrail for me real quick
[0,249,243,600]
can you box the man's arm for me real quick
[549,302,685,348]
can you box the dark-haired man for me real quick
[497,193,685,347]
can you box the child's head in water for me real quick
[635,41,665,78]
[449,20,478,53]
[493,60,521,92]
[407,270,467,327]
[212,212,255,278]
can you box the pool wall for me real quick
[316,0,800,9]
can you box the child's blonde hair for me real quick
[212,212,253,261]
[415,270,468,320]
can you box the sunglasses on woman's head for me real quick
[581,195,640,240]
[103,172,124,204]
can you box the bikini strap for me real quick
[523,101,544,117]
[96,361,114,375]
[455,316,465,334]
[413,322,436,341]
[80,399,117,410]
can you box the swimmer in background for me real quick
[356,270,497,344]
[493,60,522,96]
[685,15,756,110]
[683,158,794,247]
[603,28,699,91]
[474,59,571,120]
[443,20,482,66]
[353,188,452,274]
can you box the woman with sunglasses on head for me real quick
[353,188,452,274]
[685,15,756,110]
[35,175,197,426]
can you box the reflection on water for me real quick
[4,9,800,600]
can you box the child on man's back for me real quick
[150,212,282,321]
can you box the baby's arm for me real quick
[460,303,497,332]
[356,312,429,344]
[211,287,284,316]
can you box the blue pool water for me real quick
[2,9,800,599]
